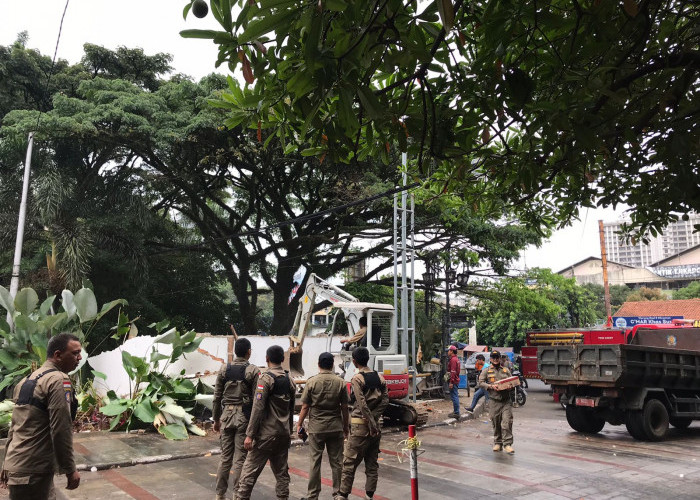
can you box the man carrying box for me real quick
[478,350,515,454]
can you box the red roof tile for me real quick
[614,299,700,319]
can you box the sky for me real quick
[2,0,632,273]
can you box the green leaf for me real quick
[436,0,455,31]
[14,315,38,342]
[179,29,228,40]
[74,288,98,323]
[357,86,382,120]
[0,316,10,335]
[39,295,56,317]
[91,370,107,380]
[95,299,127,322]
[133,399,159,424]
[324,0,348,11]
[0,350,20,370]
[183,1,193,20]
[0,286,15,316]
[158,423,189,440]
[14,288,39,316]
[238,9,291,43]
[99,400,130,417]
[161,402,188,419]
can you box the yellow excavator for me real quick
[284,274,428,426]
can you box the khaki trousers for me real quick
[236,435,291,500]
[7,472,55,500]
[216,420,248,497]
[339,423,381,496]
[489,397,514,446]
[306,431,344,500]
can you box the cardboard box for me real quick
[492,376,520,390]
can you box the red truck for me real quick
[520,327,627,380]
[539,320,700,440]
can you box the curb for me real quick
[74,415,478,471]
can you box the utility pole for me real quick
[7,133,34,326]
[598,220,612,324]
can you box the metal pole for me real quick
[409,424,419,500]
[400,158,408,361]
[598,220,612,324]
[410,176,416,402]
[393,192,398,337]
[8,133,34,325]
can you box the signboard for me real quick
[649,264,700,279]
[614,316,683,328]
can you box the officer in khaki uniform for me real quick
[236,345,296,500]
[1,333,82,499]
[478,350,515,454]
[297,352,349,500]
[337,347,389,500]
[213,338,260,500]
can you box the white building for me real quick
[603,213,700,268]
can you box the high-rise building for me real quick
[603,214,700,268]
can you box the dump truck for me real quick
[284,274,428,426]
[539,321,700,441]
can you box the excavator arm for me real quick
[288,273,358,351]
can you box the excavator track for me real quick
[384,399,429,427]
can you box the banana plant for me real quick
[0,285,125,394]
[98,319,206,440]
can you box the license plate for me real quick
[576,397,596,407]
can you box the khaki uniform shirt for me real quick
[478,363,513,401]
[246,366,296,439]
[3,360,75,475]
[350,367,389,429]
[300,369,348,434]
[345,326,367,345]
[212,358,260,423]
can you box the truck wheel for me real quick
[669,417,692,429]
[625,411,646,440]
[640,399,669,441]
[566,405,604,434]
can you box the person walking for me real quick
[465,354,488,414]
[297,352,349,500]
[236,345,296,500]
[336,347,389,500]
[478,350,515,454]
[447,346,461,419]
[212,338,260,500]
[1,333,82,499]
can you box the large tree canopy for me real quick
[4,69,540,334]
[182,0,699,237]
[0,42,229,335]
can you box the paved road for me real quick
[53,380,700,499]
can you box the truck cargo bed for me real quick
[539,344,700,389]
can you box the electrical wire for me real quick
[34,0,71,131]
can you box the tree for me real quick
[473,268,597,346]
[5,57,541,335]
[182,0,699,238]
[581,283,632,319]
[0,43,229,335]
[673,281,700,299]
[626,286,667,302]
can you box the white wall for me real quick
[87,334,344,397]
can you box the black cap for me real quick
[490,350,501,359]
[318,352,334,369]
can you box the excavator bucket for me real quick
[283,346,305,379]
